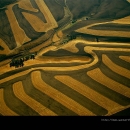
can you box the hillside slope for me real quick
[0,0,130,58]
[0,0,130,116]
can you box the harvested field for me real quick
[0,0,130,116]
[0,59,11,67]
[0,39,11,55]
[57,30,63,38]
[52,33,61,42]
[52,30,63,42]
[88,23,130,31]
[0,68,33,84]
[102,54,130,79]
[0,89,18,116]
[119,56,130,63]
[22,12,48,32]
[5,5,31,46]
[31,71,95,116]
[18,0,38,12]
[76,20,130,38]
[39,56,91,63]
[29,39,52,53]
[25,30,54,52]
[87,68,130,98]
[44,0,64,21]
[13,81,57,116]
[55,75,123,115]
[76,26,130,38]
[112,16,130,24]
[57,41,79,53]
[35,0,58,30]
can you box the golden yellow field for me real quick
[5,5,31,46]
[0,89,18,116]
[119,56,130,63]
[102,54,130,79]
[35,0,58,30]
[13,81,57,116]
[76,16,130,38]
[18,0,38,12]
[87,68,130,98]
[55,75,124,115]
[0,0,130,116]
[31,71,95,116]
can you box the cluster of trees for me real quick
[10,54,35,68]
[10,58,24,68]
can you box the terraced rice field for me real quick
[0,40,130,116]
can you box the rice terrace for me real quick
[0,0,130,116]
